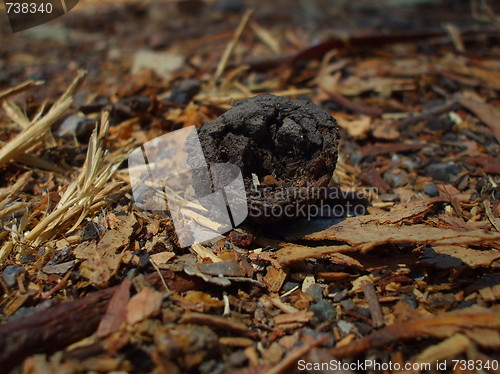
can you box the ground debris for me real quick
[0,1,499,372]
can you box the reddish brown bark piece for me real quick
[304,220,500,252]
[459,98,500,143]
[0,286,114,372]
[360,280,385,328]
[96,278,131,337]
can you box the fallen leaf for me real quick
[459,97,500,143]
[467,155,500,174]
[173,291,224,312]
[126,287,163,325]
[304,220,500,252]
[75,215,135,287]
[274,244,355,264]
[97,278,131,337]
[359,142,424,157]
[150,251,176,265]
[336,115,371,139]
[422,245,500,268]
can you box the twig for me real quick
[150,257,170,292]
[484,200,500,232]
[191,243,222,263]
[213,9,254,82]
[0,80,43,101]
[40,269,72,299]
[323,90,383,117]
[395,100,457,130]
[361,279,385,328]
[0,71,86,166]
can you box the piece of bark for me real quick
[0,286,114,372]
[361,280,385,328]
[0,270,196,372]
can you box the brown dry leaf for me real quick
[150,252,176,265]
[96,278,131,337]
[458,97,500,143]
[173,291,225,312]
[167,102,208,128]
[75,215,136,287]
[357,201,434,225]
[274,244,355,264]
[463,328,500,349]
[467,155,500,174]
[337,75,415,96]
[430,213,491,231]
[411,334,470,370]
[75,241,121,287]
[304,220,500,252]
[423,245,500,268]
[336,115,371,139]
[126,287,163,325]
[329,253,364,269]
[372,120,400,140]
[443,59,500,90]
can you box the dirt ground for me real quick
[0,1,499,373]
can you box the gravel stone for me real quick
[310,299,337,322]
[2,265,26,287]
[425,162,462,182]
[424,183,439,197]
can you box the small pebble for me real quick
[56,114,97,139]
[383,169,409,188]
[349,152,363,165]
[310,299,336,322]
[401,159,417,172]
[340,299,356,310]
[401,295,417,309]
[425,162,462,182]
[442,132,457,142]
[428,117,454,131]
[2,265,25,287]
[216,0,244,12]
[332,289,349,302]
[305,284,323,301]
[20,254,36,264]
[338,320,355,334]
[424,183,439,197]
[282,281,300,292]
[169,79,201,104]
[81,221,100,241]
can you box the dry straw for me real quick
[0,72,131,262]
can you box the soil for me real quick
[190,94,340,221]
